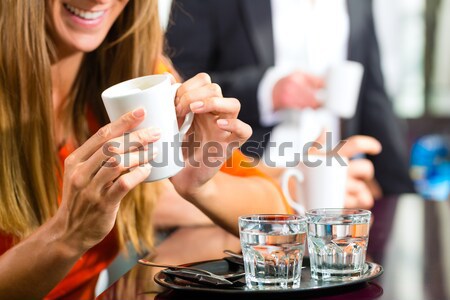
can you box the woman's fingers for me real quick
[176,73,223,117]
[346,159,376,209]
[104,163,153,201]
[189,97,240,119]
[338,135,382,158]
[73,108,147,162]
[344,194,359,209]
[216,118,252,147]
[81,127,160,176]
[348,158,374,181]
[176,72,212,96]
[345,177,374,209]
[92,149,158,192]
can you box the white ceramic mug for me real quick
[316,61,364,119]
[101,74,193,182]
[281,155,348,214]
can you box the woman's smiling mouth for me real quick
[63,3,106,21]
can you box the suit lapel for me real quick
[342,0,367,137]
[346,0,367,61]
[240,0,274,66]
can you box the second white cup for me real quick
[281,155,348,215]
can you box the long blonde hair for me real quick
[0,0,162,254]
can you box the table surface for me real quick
[97,194,450,300]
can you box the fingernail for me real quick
[217,119,228,126]
[190,101,204,110]
[132,108,146,118]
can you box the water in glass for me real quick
[308,220,370,280]
[240,229,306,289]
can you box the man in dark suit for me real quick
[165,0,414,195]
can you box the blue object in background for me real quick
[410,134,450,201]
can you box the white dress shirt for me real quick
[259,0,349,166]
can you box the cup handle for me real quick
[171,83,194,140]
[281,168,306,215]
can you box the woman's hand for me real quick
[337,135,382,209]
[170,73,252,200]
[55,108,160,253]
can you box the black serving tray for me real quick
[154,257,383,296]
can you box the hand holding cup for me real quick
[170,73,252,200]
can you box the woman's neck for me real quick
[51,52,84,111]
[51,51,84,146]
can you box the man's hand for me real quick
[272,71,324,111]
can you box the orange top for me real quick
[44,144,120,300]
[0,62,289,299]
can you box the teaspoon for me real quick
[138,259,245,281]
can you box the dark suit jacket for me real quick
[166,0,415,194]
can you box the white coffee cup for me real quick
[316,61,364,119]
[101,74,193,182]
[281,154,348,215]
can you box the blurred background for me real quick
[159,0,448,118]
[158,0,450,200]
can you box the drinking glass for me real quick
[238,214,307,289]
[306,208,371,281]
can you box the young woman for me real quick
[0,1,287,299]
